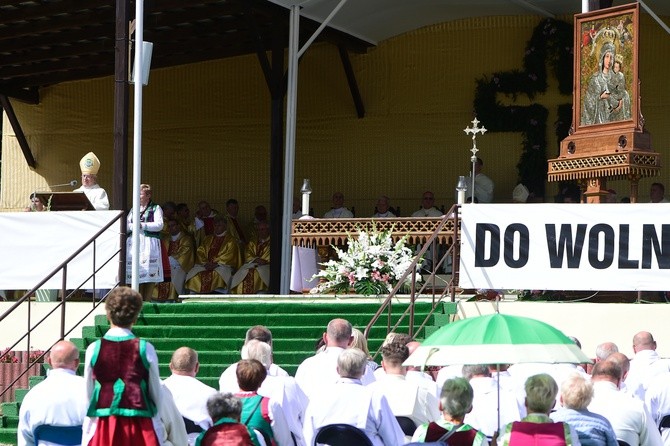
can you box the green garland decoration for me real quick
[473,18,573,198]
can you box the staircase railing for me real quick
[364,204,461,352]
[0,211,124,400]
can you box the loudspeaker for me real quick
[130,41,153,86]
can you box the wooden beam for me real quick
[268,29,285,294]
[242,1,272,88]
[0,40,113,66]
[0,87,39,104]
[0,95,36,168]
[0,8,114,41]
[0,0,111,23]
[113,0,130,283]
[113,0,130,212]
[338,45,365,118]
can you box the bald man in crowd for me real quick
[295,318,375,401]
[163,347,218,442]
[625,331,670,401]
[18,341,88,446]
[589,360,662,446]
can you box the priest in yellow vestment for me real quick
[154,219,196,300]
[184,216,240,294]
[230,221,271,294]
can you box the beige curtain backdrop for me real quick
[2,15,669,216]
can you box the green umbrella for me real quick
[404,313,592,367]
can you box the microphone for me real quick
[47,180,78,189]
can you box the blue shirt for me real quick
[551,408,618,446]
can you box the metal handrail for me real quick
[364,204,460,355]
[0,211,124,399]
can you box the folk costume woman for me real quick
[126,184,169,299]
[83,287,163,445]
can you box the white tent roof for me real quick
[268,0,670,44]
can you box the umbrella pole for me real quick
[497,363,501,437]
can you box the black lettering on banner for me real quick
[618,225,639,269]
[642,224,670,269]
[588,224,614,269]
[504,224,529,268]
[475,224,500,267]
[545,224,586,268]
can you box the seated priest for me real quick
[154,218,196,300]
[193,200,219,247]
[185,216,240,294]
[231,221,271,294]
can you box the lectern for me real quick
[34,192,95,211]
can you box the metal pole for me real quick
[131,0,144,291]
[279,5,300,294]
[279,0,349,294]
[297,0,349,58]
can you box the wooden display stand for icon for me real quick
[547,3,661,203]
[34,192,95,211]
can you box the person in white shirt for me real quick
[323,192,354,218]
[644,371,670,446]
[163,347,218,445]
[465,157,494,203]
[73,152,109,210]
[219,325,289,393]
[625,331,670,401]
[406,341,440,398]
[156,384,190,446]
[589,360,663,446]
[302,348,405,446]
[412,191,443,218]
[595,342,619,362]
[462,364,523,439]
[650,183,669,203]
[17,341,88,446]
[245,340,309,446]
[372,195,396,218]
[295,318,375,401]
[367,342,440,430]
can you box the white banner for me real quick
[0,211,122,289]
[459,204,670,291]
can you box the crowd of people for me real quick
[15,288,670,445]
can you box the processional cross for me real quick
[463,117,487,203]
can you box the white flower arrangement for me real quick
[310,226,422,296]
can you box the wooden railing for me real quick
[291,209,461,348]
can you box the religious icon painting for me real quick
[574,3,639,132]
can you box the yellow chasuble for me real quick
[233,237,271,294]
[154,232,196,300]
[185,232,240,293]
[165,233,196,272]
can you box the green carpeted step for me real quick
[138,301,441,315]
[73,337,388,353]
[12,390,28,406]
[28,376,44,388]
[0,403,18,417]
[158,364,228,378]
[0,427,17,445]
[84,324,424,340]
[107,312,429,328]
[154,349,313,363]
[1,416,18,429]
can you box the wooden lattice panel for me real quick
[547,151,661,181]
[291,217,457,247]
